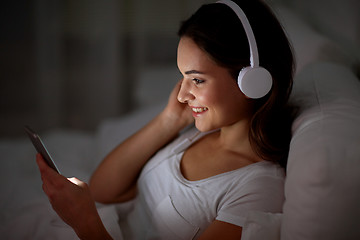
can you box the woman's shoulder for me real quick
[212,161,285,197]
[228,161,285,201]
[248,161,285,178]
[236,161,285,185]
[218,161,285,207]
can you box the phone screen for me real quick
[24,126,61,174]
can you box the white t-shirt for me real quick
[125,127,285,240]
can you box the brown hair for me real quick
[178,0,296,167]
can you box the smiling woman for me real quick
[34,0,295,239]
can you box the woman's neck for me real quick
[217,119,261,162]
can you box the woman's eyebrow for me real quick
[185,70,205,75]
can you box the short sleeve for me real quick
[216,174,285,227]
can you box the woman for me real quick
[36,0,295,239]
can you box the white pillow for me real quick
[282,62,360,240]
[96,103,164,160]
[287,0,360,62]
[273,6,356,73]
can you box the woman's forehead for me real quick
[177,37,217,73]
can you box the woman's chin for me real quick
[194,122,216,133]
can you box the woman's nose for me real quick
[177,80,194,103]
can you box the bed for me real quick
[1,0,359,239]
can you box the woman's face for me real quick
[177,37,253,132]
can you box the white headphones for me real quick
[217,0,272,99]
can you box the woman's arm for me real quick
[89,80,193,203]
[198,220,242,240]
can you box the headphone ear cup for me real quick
[238,67,273,99]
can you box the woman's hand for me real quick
[161,80,194,131]
[36,154,112,240]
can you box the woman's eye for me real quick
[192,78,204,84]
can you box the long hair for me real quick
[178,0,296,167]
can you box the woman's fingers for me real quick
[36,153,69,199]
[36,154,59,179]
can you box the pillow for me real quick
[272,6,356,73]
[287,0,360,63]
[282,62,360,240]
[96,103,164,160]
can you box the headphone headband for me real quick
[216,0,272,99]
[216,0,259,67]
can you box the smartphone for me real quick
[24,125,61,174]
